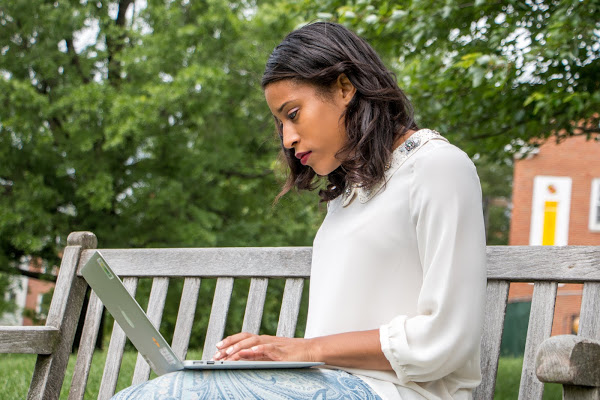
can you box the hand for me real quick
[212,332,317,362]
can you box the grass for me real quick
[495,357,562,399]
[1,353,564,399]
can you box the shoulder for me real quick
[411,139,476,176]
[408,139,481,199]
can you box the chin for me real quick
[308,158,342,176]
[311,165,339,177]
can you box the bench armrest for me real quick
[0,326,59,354]
[536,334,600,387]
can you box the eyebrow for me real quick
[277,100,293,113]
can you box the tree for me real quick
[0,0,324,281]
[304,0,599,158]
[0,0,325,342]
[0,273,17,321]
[300,0,598,245]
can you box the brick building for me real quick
[0,258,54,326]
[508,134,600,343]
[22,258,55,325]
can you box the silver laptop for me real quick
[81,251,323,375]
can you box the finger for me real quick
[216,332,253,350]
[215,336,262,360]
[213,332,254,360]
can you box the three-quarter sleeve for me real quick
[379,144,487,384]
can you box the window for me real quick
[590,178,600,232]
[529,176,572,245]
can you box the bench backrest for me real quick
[4,232,600,400]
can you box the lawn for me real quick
[1,353,563,399]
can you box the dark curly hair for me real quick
[262,22,418,202]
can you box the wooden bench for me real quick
[1,231,599,400]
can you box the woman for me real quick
[113,21,486,400]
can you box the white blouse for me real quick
[304,129,487,400]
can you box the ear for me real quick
[335,74,356,106]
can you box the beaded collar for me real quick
[340,129,447,207]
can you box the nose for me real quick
[281,123,299,150]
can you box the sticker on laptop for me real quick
[96,257,114,279]
[159,346,178,365]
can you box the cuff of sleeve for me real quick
[380,319,411,385]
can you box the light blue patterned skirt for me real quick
[111,368,382,399]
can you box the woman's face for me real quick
[264,78,355,176]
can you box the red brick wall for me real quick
[22,258,55,326]
[510,134,600,246]
[508,134,600,335]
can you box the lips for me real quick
[295,151,312,165]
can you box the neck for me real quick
[392,128,418,151]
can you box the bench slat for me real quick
[98,277,138,400]
[132,278,170,385]
[486,246,600,281]
[0,326,58,354]
[276,278,304,338]
[242,278,269,334]
[172,278,201,359]
[579,282,600,340]
[202,278,234,360]
[519,281,557,400]
[69,291,104,400]
[474,280,509,400]
[79,248,312,278]
[78,247,600,281]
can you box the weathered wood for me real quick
[76,246,600,281]
[98,278,138,400]
[171,278,201,359]
[67,231,98,250]
[563,385,600,400]
[486,246,600,282]
[579,282,600,340]
[242,278,269,334]
[131,278,170,385]
[474,280,510,400]
[276,278,304,338]
[202,277,234,360]
[537,335,600,386]
[28,243,90,400]
[69,291,104,400]
[0,326,59,354]
[519,281,558,400]
[78,248,312,278]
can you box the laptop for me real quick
[81,251,323,375]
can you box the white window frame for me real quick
[590,178,600,232]
[529,176,572,245]
[35,293,44,314]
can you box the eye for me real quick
[287,108,298,120]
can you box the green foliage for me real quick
[495,357,562,399]
[0,0,327,331]
[2,0,598,266]
[0,272,17,319]
[475,155,513,244]
[303,0,600,159]
[0,0,325,276]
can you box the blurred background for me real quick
[0,0,598,397]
